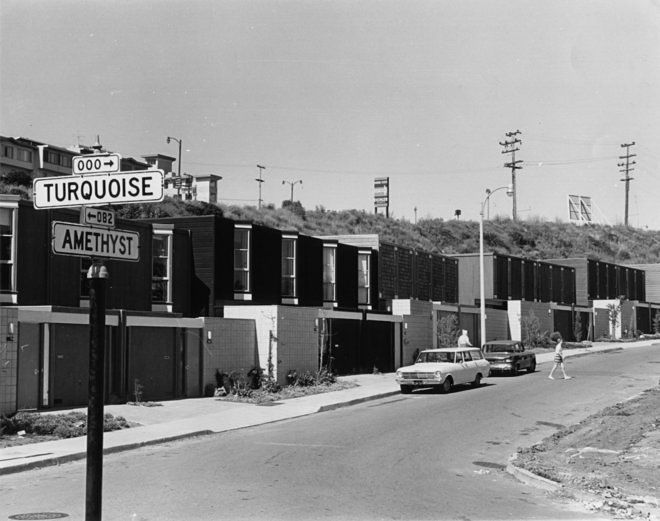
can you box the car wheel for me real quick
[441,377,453,393]
[472,373,482,387]
[527,360,536,373]
[400,385,412,394]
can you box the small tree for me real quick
[573,312,583,343]
[522,309,541,347]
[437,314,459,347]
[606,303,621,339]
[653,311,660,334]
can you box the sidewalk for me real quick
[1,339,658,476]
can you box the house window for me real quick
[2,145,13,159]
[59,154,72,168]
[16,148,33,162]
[152,233,172,303]
[323,245,337,302]
[0,207,16,294]
[45,150,59,164]
[281,237,297,298]
[358,252,371,306]
[233,227,251,292]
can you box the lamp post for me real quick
[282,179,302,202]
[166,136,182,198]
[479,185,513,347]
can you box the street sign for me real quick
[73,153,121,175]
[51,221,140,261]
[81,207,116,228]
[33,170,164,209]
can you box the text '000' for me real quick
[33,170,164,209]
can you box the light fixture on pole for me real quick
[282,179,302,202]
[166,136,182,198]
[479,185,513,347]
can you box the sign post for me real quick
[86,261,108,521]
[32,156,164,521]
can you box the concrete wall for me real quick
[223,305,280,380]
[392,299,434,366]
[0,306,18,415]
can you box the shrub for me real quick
[437,314,459,347]
[0,411,130,438]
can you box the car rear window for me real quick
[484,344,511,353]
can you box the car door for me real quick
[453,351,468,384]
[461,350,478,382]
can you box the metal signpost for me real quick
[32,154,164,521]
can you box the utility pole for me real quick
[256,164,265,209]
[282,179,302,202]
[499,130,523,221]
[618,142,636,227]
[414,206,417,224]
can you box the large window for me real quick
[233,227,251,292]
[323,245,337,302]
[17,148,33,162]
[152,232,172,303]
[358,252,371,306]
[0,207,16,294]
[281,236,297,298]
[45,150,59,164]
[2,145,13,159]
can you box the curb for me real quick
[317,390,401,412]
[0,430,215,476]
[506,454,562,493]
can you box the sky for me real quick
[2,0,660,228]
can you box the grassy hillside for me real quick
[114,198,660,264]
[3,178,659,264]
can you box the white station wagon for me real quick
[395,348,490,394]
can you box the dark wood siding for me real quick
[297,234,323,306]
[414,253,431,301]
[493,255,508,299]
[250,224,281,304]
[171,228,192,316]
[431,255,445,301]
[378,243,397,300]
[444,258,458,303]
[337,243,358,308]
[16,201,49,304]
[396,247,413,299]
[510,257,522,300]
[523,260,536,301]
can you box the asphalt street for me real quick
[3,344,659,520]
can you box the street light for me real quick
[166,136,182,198]
[282,179,302,202]
[479,185,513,347]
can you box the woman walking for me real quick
[548,331,572,380]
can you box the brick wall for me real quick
[202,317,259,392]
[0,307,18,415]
[277,307,320,383]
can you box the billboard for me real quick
[568,195,592,224]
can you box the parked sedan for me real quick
[482,340,536,375]
[395,347,490,394]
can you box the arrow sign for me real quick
[33,170,164,209]
[51,221,140,261]
[73,153,122,175]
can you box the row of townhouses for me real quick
[1,135,660,416]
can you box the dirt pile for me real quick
[514,386,660,519]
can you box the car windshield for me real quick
[416,352,453,363]
[484,345,513,353]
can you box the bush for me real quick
[0,411,130,438]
